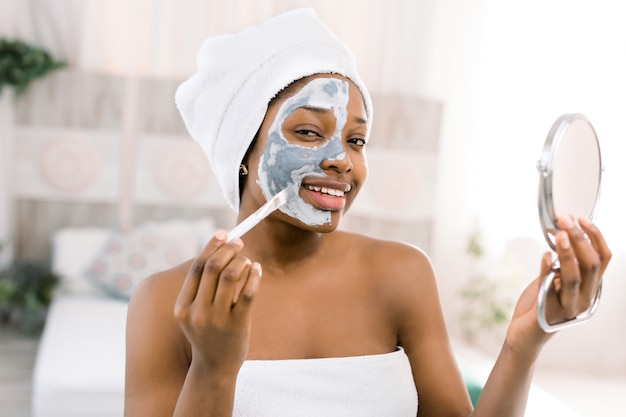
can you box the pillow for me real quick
[85,218,216,299]
[52,227,113,295]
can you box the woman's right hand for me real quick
[174,230,262,379]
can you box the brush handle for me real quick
[226,189,290,242]
[227,214,260,242]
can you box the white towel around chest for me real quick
[233,347,418,417]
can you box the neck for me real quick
[239,218,325,274]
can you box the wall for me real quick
[428,0,626,376]
[1,0,624,375]
[3,69,442,267]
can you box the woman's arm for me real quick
[385,242,474,417]
[395,215,610,417]
[473,216,611,416]
[124,269,200,416]
[125,274,243,417]
[124,231,262,417]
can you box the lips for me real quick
[303,184,347,197]
[301,180,351,211]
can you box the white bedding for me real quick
[31,221,213,417]
[32,294,128,417]
[31,225,582,417]
[32,294,581,417]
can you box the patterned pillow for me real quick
[85,219,215,299]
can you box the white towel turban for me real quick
[175,8,373,212]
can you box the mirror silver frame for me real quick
[536,113,603,333]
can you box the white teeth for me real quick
[305,184,345,197]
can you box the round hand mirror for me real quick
[536,113,603,333]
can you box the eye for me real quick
[347,137,367,148]
[295,129,323,138]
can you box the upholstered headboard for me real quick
[9,70,442,261]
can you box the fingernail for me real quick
[578,217,591,227]
[214,230,227,242]
[544,252,553,268]
[557,231,571,250]
[559,215,574,229]
[252,262,262,277]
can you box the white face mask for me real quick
[257,77,351,226]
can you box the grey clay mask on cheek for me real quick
[257,78,350,226]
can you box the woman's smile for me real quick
[302,185,348,211]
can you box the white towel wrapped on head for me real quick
[175,8,373,212]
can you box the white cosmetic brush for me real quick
[227,189,292,242]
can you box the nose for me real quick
[320,151,352,173]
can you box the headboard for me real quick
[8,70,442,261]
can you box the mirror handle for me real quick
[537,268,603,333]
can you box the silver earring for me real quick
[239,163,249,176]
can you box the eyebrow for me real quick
[300,105,329,115]
[353,116,367,125]
[300,105,368,125]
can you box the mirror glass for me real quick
[552,118,601,228]
[536,113,603,332]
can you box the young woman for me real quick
[124,9,611,417]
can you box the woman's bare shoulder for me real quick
[335,230,434,275]
[125,261,195,414]
[127,259,193,345]
[334,231,439,313]
[130,260,192,308]
[126,260,193,365]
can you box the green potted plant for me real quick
[0,37,65,97]
[0,259,60,335]
[458,225,515,347]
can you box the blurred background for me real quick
[1,1,625,416]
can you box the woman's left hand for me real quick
[506,215,612,357]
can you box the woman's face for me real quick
[249,75,369,229]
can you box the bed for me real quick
[31,224,581,417]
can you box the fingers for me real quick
[196,237,246,308]
[578,217,612,275]
[175,230,263,326]
[176,230,229,310]
[554,215,608,318]
[539,252,566,322]
[231,262,263,324]
[553,229,580,317]
[539,252,554,283]
[211,255,251,312]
